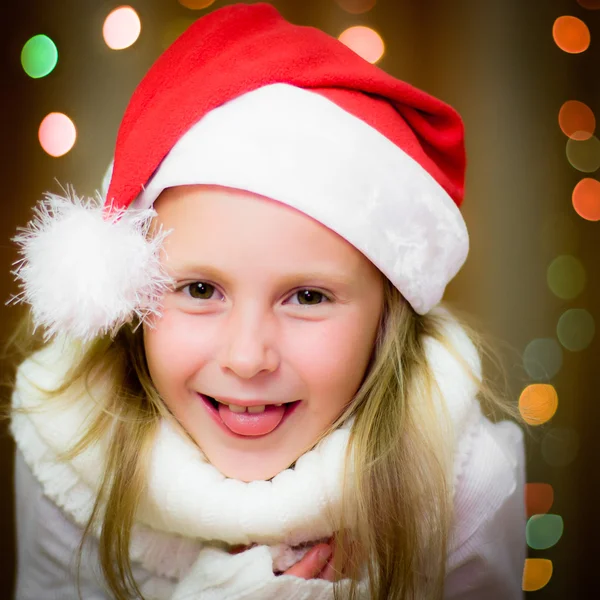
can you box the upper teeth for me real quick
[213,397,285,413]
[227,404,265,413]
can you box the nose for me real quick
[216,303,280,379]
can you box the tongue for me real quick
[218,404,286,436]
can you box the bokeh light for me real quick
[541,214,579,254]
[572,178,600,221]
[557,308,595,351]
[566,135,600,172]
[38,113,77,157]
[519,384,558,426]
[526,515,564,550]
[542,427,579,467]
[179,0,216,8]
[334,0,377,14]
[21,35,58,79]
[103,6,142,50]
[559,100,595,140]
[339,26,385,64]
[163,18,196,49]
[547,255,586,300]
[523,338,563,382]
[525,483,554,518]
[523,559,553,592]
[553,16,591,54]
[577,0,600,9]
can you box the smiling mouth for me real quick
[201,395,300,437]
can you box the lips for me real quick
[199,394,300,438]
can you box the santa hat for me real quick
[12,2,468,342]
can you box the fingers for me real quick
[317,533,339,581]
[283,543,332,579]
[317,556,337,582]
[318,532,360,581]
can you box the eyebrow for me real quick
[170,263,356,288]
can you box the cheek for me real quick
[143,310,207,394]
[289,317,377,414]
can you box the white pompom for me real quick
[10,189,172,342]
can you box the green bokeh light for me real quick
[21,35,58,79]
[526,514,564,550]
[557,308,595,351]
[547,255,586,300]
[566,135,600,173]
[523,338,563,381]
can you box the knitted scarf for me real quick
[10,308,482,598]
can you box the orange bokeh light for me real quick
[179,0,216,9]
[339,26,385,64]
[559,100,595,140]
[553,16,590,54]
[522,559,553,592]
[525,483,554,518]
[519,384,558,426]
[572,178,600,221]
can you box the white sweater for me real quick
[11,313,526,599]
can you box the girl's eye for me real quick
[185,282,221,300]
[288,289,329,306]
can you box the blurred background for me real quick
[1,0,598,597]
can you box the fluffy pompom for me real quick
[11,189,172,342]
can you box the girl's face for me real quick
[144,185,384,481]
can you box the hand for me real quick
[228,538,340,582]
[283,542,336,581]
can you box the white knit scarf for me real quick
[10,307,481,584]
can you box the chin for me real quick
[209,452,295,482]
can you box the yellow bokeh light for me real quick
[179,0,216,8]
[339,26,385,64]
[38,113,77,158]
[522,558,553,592]
[103,6,142,50]
[553,16,590,54]
[559,100,595,140]
[572,178,600,221]
[519,384,558,426]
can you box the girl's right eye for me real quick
[183,282,223,301]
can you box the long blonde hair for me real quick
[5,279,521,600]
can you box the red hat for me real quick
[13,2,468,341]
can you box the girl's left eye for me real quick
[180,282,330,306]
[287,289,330,306]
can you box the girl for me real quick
[8,3,526,599]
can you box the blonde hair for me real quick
[5,279,522,600]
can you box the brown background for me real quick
[1,0,599,597]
